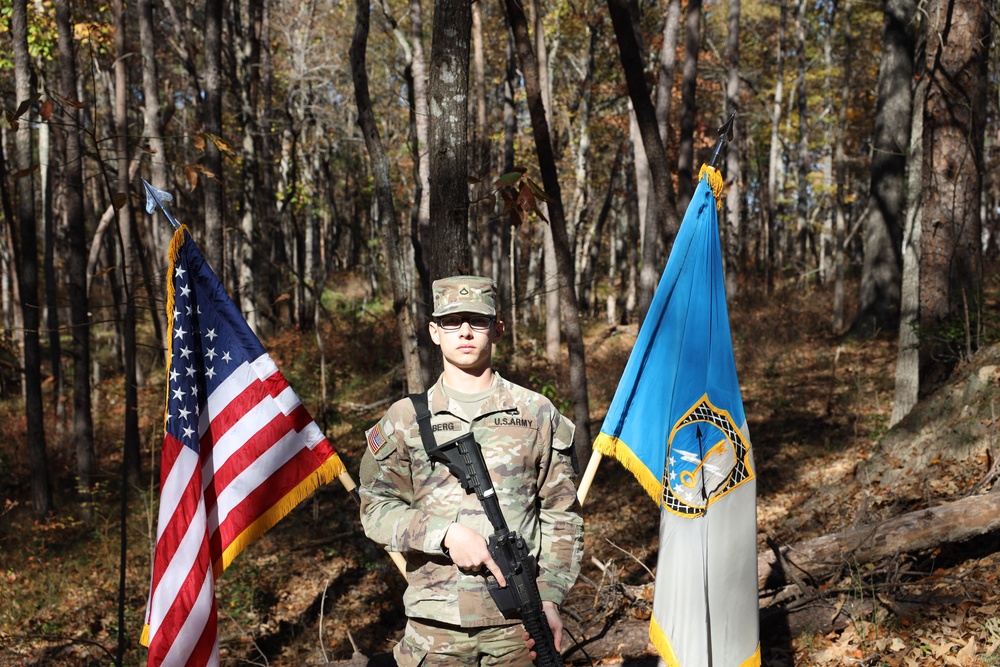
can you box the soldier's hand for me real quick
[523,601,564,659]
[443,523,507,587]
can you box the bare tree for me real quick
[723,0,741,299]
[503,0,592,458]
[232,0,264,334]
[676,0,701,214]
[350,0,423,394]
[853,0,917,335]
[114,0,142,485]
[427,0,472,279]
[655,0,682,144]
[606,0,680,322]
[830,0,854,332]
[918,0,990,393]
[55,0,96,500]
[138,0,169,351]
[531,0,560,364]
[766,0,788,290]
[891,72,927,427]
[203,0,225,269]
[11,0,52,519]
[408,0,436,386]
[793,0,810,269]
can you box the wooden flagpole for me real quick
[576,450,603,507]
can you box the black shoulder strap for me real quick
[409,392,437,462]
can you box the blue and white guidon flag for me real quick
[594,166,759,667]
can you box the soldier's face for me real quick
[429,312,503,373]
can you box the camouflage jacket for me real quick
[358,373,584,628]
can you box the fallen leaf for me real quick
[184,165,199,191]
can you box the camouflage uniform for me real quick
[359,275,584,665]
[394,618,529,666]
[359,373,584,625]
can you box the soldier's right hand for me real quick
[443,522,507,587]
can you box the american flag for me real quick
[142,226,346,667]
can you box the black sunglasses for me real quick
[436,315,495,331]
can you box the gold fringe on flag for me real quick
[592,432,664,506]
[162,226,189,430]
[214,453,347,576]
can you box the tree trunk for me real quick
[427,0,471,280]
[676,0,701,214]
[767,0,787,289]
[138,0,169,351]
[580,148,622,316]
[890,73,927,427]
[918,0,990,393]
[40,100,64,435]
[501,30,517,354]
[897,19,929,423]
[233,0,263,335]
[831,0,854,332]
[531,0,560,364]
[571,24,597,308]
[11,0,52,519]
[203,0,225,270]
[503,0,593,458]
[853,0,916,335]
[623,146,640,321]
[472,0,490,281]
[0,156,18,339]
[628,107,651,303]
[655,0,682,144]
[114,0,142,486]
[55,0,96,500]
[398,0,435,387]
[543,225,560,363]
[607,0,679,323]
[793,0,810,272]
[350,0,423,395]
[759,491,1000,592]
[723,0,741,300]
[605,200,622,326]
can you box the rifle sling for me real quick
[409,392,437,463]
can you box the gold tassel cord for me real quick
[698,164,724,210]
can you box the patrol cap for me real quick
[431,275,497,317]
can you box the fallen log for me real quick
[758,490,1000,591]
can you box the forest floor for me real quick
[1,276,1000,667]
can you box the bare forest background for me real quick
[0,0,998,664]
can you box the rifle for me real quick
[410,394,563,667]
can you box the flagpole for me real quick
[576,450,603,506]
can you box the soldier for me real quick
[359,275,584,666]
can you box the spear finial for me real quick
[141,178,181,229]
[709,111,737,169]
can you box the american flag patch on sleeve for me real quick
[366,424,386,454]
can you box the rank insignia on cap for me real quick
[366,423,386,454]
